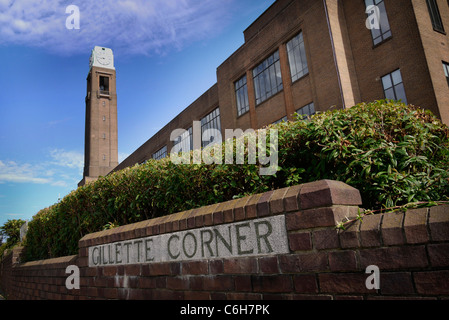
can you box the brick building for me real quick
[81,0,449,182]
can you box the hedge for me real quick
[23,101,449,261]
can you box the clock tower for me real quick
[79,46,118,186]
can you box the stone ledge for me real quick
[79,180,363,249]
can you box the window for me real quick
[364,0,392,45]
[426,0,445,33]
[235,75,250,116]
[99,76,109,95]
[173,127,193,153]
[443,61,449,86]
[382,69,407,104]
[296,102,316,119]
[287,32,309,82]
[253,50,283,105]
[152,146,167,160]
[201,108,221,148]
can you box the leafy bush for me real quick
[23,101,449,261]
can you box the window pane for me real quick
[201,108,221,148]
[391,69,403,85]
[382,74,392,89]
[287,31,309,82]
[153,146,168,160]
[235,75,249,116]
[384,87,396,100]
[394,84,407,104]
[443,62,449,77]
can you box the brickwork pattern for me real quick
[1,180,448,300]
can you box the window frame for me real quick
[426,0,445,33]
[201,107,222,148]
[296,102,316,120]
[286,31,309,82]
[172,127,193,154]
[443,61,449,86]
[252,50,283,106]
[364,0,393,46]
[234,75,250,117]
[381,69,407,104]
[152,145,168,160]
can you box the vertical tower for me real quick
[79,46,118,187]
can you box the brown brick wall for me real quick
[1,180,448,300]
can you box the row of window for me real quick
[152,107,222,160]
[154,59,449,160]
[235,31,309,117]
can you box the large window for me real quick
[201,108,221,148]
[364,0,392,45]
[253,50,283,105]
[443,61,449,86]
[172,127,193,153]
[235,75,250,116]
[382,69,407,104]
[152,146,167,160]
[287,32,309,82]
[426,0,445,33]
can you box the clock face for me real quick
[96,50,111,66]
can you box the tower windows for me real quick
[99,76,109,95]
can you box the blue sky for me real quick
[0,0,276,227]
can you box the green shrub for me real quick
[23,101,449,261]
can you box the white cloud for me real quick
[0,149,84,187]
[0,160,51,184]
[0,0,235,56]
[49,149,84,171]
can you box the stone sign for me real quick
[88,215,289,267]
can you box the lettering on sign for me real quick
[88,215,288,267]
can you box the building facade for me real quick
[91,0,448,177]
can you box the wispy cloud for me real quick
[0,149,84,187]
[0,160,51,184]
[49,149,83,172]
[0,0,235,56]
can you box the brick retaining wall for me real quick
[1,180,448,300]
